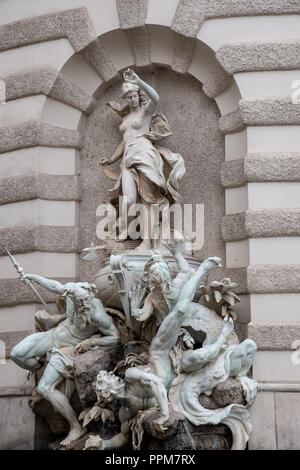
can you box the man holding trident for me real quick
[7,248,119,446]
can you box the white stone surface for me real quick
[253,351,300,382]
[0,359,35,388]
[250,237,300,265]
[0,148,37,177]
[0,39,74,76]
[226,239,249,268]
[0,200,77,227]
[248,391,276,450]
[0,95,46,126]
[225,130,247,160]
[0,304,36,332]
[247,126,300,153]
[198,16,300,51]
[235,71,300,99]
[0,252,77,279]
[149,25,173,66]
[188,41,218,84]
[147,0,178,27]
[38,147,77,175]
[61,52,103,95]
[275,392,300,450]
[215,81,241,115]
[41,96,82,130]
[0,303,57,332]
[250,294,300,323]
[100,29,134,71]
[0,147,77,177]
[248,182,300,209]
[0,396,35,450]
[225,186,248,214]
[233,294,250,324]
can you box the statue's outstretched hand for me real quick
[123,68,139,84]
[20,273,34,285]
[201,256,222,272]
[162,238,185,256]
[75,339,94,355]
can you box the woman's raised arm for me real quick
[124,69,159,114]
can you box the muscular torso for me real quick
[52,297,101,349]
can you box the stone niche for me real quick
[78,66,225,283]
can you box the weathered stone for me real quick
[202,63,232,98]
[222,212,247,242]
[30,391,82,436]
[0,225,81,256]
[221,160,245,188]
[247,264,300,294]
[222,209,300,241]
[1,67,96,114]
[0,121,82,155]
[219,109,245,135]
[141,410,232,450]
[0,7,96,52]
[172,0,300,38]
[249,322,300,351]
[245,153,300,182]
[245,209,300,238]
[116,0,148,29]
[82,39,119,82]
[0,174,80,205]
[172,33,196,74]
[73,344,124,406]
[123,27,151,67]
[0,278,75,307]
[217,41,300,74]
[222,154,300,187]
[172,0,205,38]
[212,378,245,407]
[240,98,300,126]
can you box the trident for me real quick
[4,246,55,315]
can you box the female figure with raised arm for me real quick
[100,69,185,249]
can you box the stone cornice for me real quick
[0,121,82,154]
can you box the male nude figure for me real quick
[11,274,119,446]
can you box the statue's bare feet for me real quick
[60,425,86,446]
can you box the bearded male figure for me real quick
[11,275,119,446]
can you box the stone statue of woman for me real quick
[100,69,185,249]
